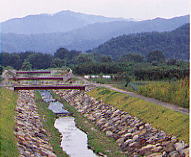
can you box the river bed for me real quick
[39,90,97,157]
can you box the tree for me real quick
[0,53,22,69]
[27,53,53,69]
[146,51,165,63]
[100,55,112,63]
[54,48,70,59]
[54,48,81,64]
[51,58,65,68]
[21,60,32,70]
[75,54,94,64]
[119,53,144,63]
[0,65,3,75]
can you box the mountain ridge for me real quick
[1,10,130,34]
[0,15,189,53]
[90,24,190,60]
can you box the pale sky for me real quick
[0,0,190,22]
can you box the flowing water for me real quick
[55,117,97,157]
[39,90,97,157]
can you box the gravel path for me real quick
[77,76,189,115]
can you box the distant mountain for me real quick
[1,10,128,34]
[0,15,189,53]
[90,24,190,60]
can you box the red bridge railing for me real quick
[16,71,51,74]
[14,85,85,90]
[12,77,64,81]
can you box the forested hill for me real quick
[90,24,190,60]
[1,15,189,53]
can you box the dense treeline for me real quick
[133,64,189,80]
[0,48,189,81]
[90,24,190,60]
[0,48,113,70]
[73,63,122,75]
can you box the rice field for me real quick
[134,78,189,108]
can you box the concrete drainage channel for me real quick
[39,90,98,157]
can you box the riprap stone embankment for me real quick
[54,88,189,157]
[15,90,57,157]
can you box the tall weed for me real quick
[137,78,189,108]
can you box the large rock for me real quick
[164,143,175,152]
[138,144,157,155]
[168,151,180,157]
[147,153,163,157]
[106,131,113,137]
[116,137,125,145]
[179,148,189,157]
[174,142,186,151]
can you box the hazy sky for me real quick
[0,0,190,22]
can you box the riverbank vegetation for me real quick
[86,76,189,108]
[87,87,189,143]
[116,78,189,108]
[35,91,69,157]
[0,88,19,157]
[52,92,126,157]
[0,49,189,107]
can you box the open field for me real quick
[116,78,189,108]
[0,88,19,157]
[87,87,189,143]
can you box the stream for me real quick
[39,90,97,157]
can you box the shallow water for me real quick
[40,90,97,157]
[55,117,97,157]
[48,101,70,114]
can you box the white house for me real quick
[102,75,111,79]
[84,75,90,79]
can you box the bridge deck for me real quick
[12,77,64,81]
[14,85,85,90]
[16,71,51,74]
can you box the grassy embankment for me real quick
[0,88,19,157]
[87,87,189,143]
[88,77,189,108]
[116,78,189,108]
[52,92,126,157]
[35,91,69,157]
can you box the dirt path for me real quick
[76,76,189,115]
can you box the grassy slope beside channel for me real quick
[87,87,189,143]
[51,91,126,157]
[35,91,69,157]
[0,88,19,157]
[115,79,189,108]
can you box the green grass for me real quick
[35,91,69,157]
[115,78,189,108]
[136,79,189,108]
[0,88,19,157]
[87,87,189,143]
[52,92,126,157]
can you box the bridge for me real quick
[4,70,86,90]
[12,77,64,81]
[14,85,85,90]
[16,71,51,74]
